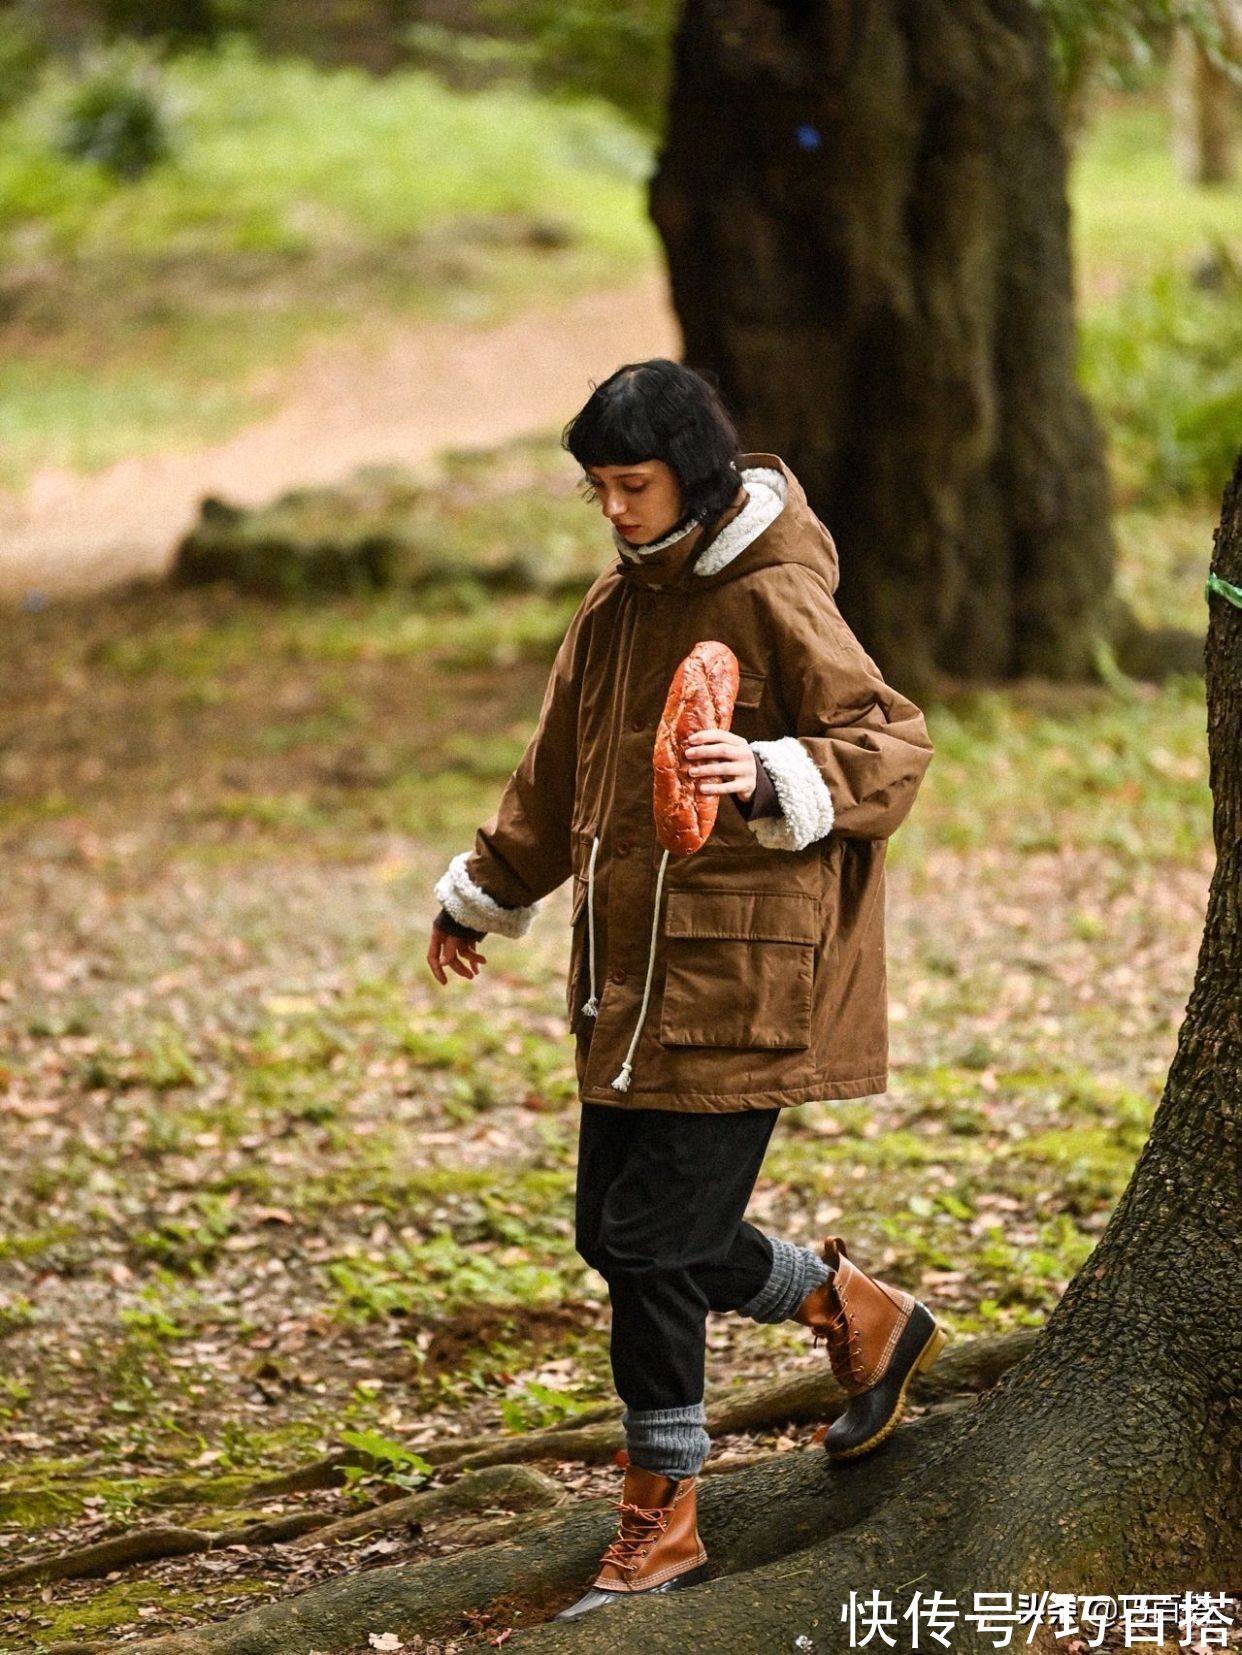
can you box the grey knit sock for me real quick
[623,1402,710,1480]
[737,1236,832,1324]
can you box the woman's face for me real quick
[584,459,683,545]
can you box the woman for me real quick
[427,359,944,1621]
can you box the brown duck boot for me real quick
[554,1462,708,1621]
[795,1234,948,1460]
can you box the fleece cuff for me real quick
[745,737,835,852]
[433,851,539,940]
[737,1236,831,1324]
[623,1402,710,1479]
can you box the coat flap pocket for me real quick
[734,670,766,708]
[663,888,818,944]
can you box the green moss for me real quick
[34,1577,269,1642]
[0,1487,83,1526]
[0,1224,79,1261]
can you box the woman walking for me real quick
[427,360,943,1620]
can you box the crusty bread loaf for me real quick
[653,640,741,854]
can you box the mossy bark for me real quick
[649,0,1120,689]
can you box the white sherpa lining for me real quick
[694,468,787,576]
[745,737,835,852]
[611,465,788,574]
[435,851,539,939]
[614,514,699,562]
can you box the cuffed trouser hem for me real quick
[623,1402,710,1480]
[737,1235,830,1324]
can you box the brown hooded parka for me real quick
[434,453,933,1113]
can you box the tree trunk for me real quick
[1171,10,1241,186]
[125,454,1242,1654]
[648,0,1120,690]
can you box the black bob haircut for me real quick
[561,359,744,530]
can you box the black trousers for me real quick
[574,1102,779,1411]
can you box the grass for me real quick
[0,35,657,487]
[1069,92,1242,312]
[892,671,1209,869]
[1,55,1237,501]
[0,502,1213,870]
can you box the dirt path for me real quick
[0,270,679,605]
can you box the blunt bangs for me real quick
[561,359,744,526]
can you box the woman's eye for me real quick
[625,484,647,494]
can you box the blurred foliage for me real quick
[0,34,656,488]
[1069,95,1242,293]
[55,38,175,179]
[436,0,676,134]
[0,11,47,118]
[0,33,650,253]
[1029,0,1240,100]
[1080,245,1242,505]
[97,0,257,44]
[28,0,1236,139]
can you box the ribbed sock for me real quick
[622,1401,710,1479]
[738,1236,832,1324]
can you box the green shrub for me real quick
[1080,247,1242,505]
[57,42,175,181]
[0,14,46,119]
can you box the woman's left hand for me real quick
[683,727,757,802]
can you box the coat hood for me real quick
[613,453,840,597]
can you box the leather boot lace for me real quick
[811,1300,866,1389]
[599,1500,672,1574]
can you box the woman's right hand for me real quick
[427,924,488,985]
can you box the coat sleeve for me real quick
[433,596,588,938]
[729,753,781,820]
[744,564,933,849]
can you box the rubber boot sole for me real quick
[554,1563,710,1621]
[825,1307,949,1461]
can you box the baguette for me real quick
[653,640,741,854]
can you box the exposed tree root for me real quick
[122,1406,968,1654]
[0,1515,328,1591]
[245,1329,1033,1498]
[290,1465,561,1549]
[2,1466,560,1590]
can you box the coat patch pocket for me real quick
[658,888,817,1051]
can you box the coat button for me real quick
[630,716,644,732]
[609,968,627,985]
[615,840,632,857]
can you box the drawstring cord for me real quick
[580,833,601,1018]
[610,848,670,1093]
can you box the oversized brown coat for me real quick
[434,453,934,1112]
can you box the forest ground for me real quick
[0,431,1219,1647]
[0,63,1237,1655]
